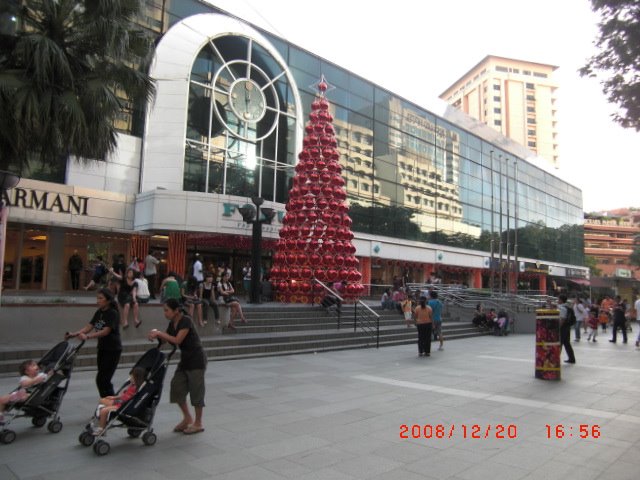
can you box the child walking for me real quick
[586,307,598,342]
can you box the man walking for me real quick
[558,294,576,364]
[609,295,627,344]
[428,290,444,351]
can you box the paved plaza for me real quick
[0,333,639,480]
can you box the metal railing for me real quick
[312,278,380,348]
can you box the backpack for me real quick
[565,306,577,326]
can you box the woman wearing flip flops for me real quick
[148,298,207,435]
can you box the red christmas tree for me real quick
[270,77,364,303]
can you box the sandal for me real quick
[173,422,190,433]
[183,425,204,435]
[135,320,142,328]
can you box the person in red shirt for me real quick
[93,367,145,434]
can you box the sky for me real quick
[208,0,639,213]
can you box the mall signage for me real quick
[1,187,89,215]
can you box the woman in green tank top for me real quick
[161,272,182,302]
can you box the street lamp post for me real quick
[238,196,276,304]
[0,170,21,307]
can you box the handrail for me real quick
[353,299,380,348]
[313,278,380,348]
[312,278,345,328]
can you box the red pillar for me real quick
[472,268,483,289]
[423,264,433,283]
[360,256,372,296]
[539,274,547,294]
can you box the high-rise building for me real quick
[440,55,559,168]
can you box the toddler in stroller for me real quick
[79,345,174,456]
[0,340,84,444]
[93,367,146,435]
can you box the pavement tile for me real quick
[1,334,639,479]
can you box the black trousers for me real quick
[417,323,433,355]
[96,349,121,397]
[70,270,80,290]
[611,319,628,343]
[560,324,575,362]
[146,273,157,298]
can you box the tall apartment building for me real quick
[440,55,559,168]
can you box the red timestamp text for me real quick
[399,423,518,440]
[545,424,601,439]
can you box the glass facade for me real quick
[149,1,583,266]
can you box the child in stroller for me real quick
[79,345,174,456]
[0,360,49,421]
[0,341,84,445]
[93,367,145,436]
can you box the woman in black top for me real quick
[148,298,207,435]
[66,288,122,397]
[112,268,139,328]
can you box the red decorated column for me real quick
[270,76,364,303]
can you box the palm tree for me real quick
[0,0,155,177]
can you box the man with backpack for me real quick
[558,294,576,364]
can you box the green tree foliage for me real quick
[580,0,640,130]
[584,255,603,277]
[0,0,155,173]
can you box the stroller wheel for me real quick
[127,428,142,438]
[93,440,110,456]
[0,429,16,444]
[142,432,157,446]
[47,420,63,434]
[32,416,47,428]
[79,431,95,446]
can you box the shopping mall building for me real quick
[2,1,587,293]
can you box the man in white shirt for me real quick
[192,254,204,283]
[144,252,160,299]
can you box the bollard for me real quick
[535,309,561,380]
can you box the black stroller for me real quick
[78,344,175,455]
[0,340,84,444]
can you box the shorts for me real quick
[170,368,206,407]
[118,294,134,307]
[404,311,412,321]
[432,322,442,336]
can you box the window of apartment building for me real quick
[496,66,508,72]
[527,118,536,124]
[526,94,535,101]
[494,107,501,114]
[493,84,501,90]
[528,141,537,147]
[494,119,502,126]
[510,68,519,73]
[527,106,535,113]
[526,82,535,89]
[493,96,501,102]
[533,72,548,78]
[527,129,536,136]
[523,70,531,75]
